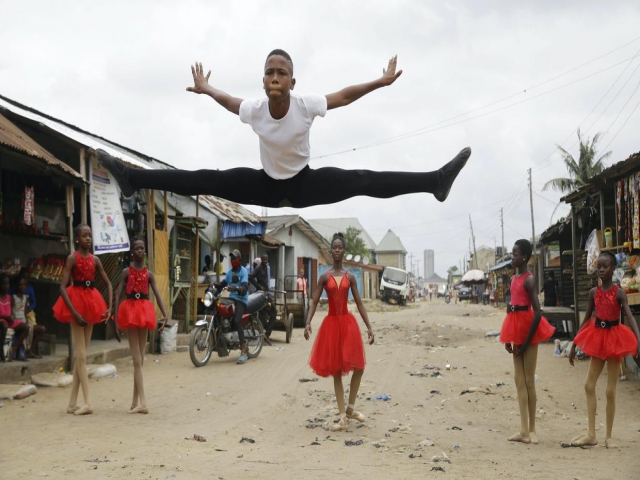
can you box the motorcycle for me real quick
[189,280,268,367]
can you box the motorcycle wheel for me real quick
[246,316,264,359]
[189,325,214,367]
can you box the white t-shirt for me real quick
[239,93,327,179]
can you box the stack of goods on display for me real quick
[616,176,640,250]
[0,256,66,282]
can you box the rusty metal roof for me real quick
[0,113,85,181]
[198,194,261,224]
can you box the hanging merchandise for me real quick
[616,179,623,235]
[22,186,35,227]
[634,173,640,249]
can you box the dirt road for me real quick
[2,300,638,479]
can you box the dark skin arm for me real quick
[512,275,542,357]
[348,272,375,345]
[304,273,329,340]
[186,62,243,115]
[149,271,169,333]
[94,256,112,321]
[113,268,129,336]
[618,288,640,357]
[58,254,87,327]
[325,56,402,110]
[569,288,596,366]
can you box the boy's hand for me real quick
[380,55,403,86]
[187,62,212,94]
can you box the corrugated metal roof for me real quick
[561,152,640,204]
[0,113,85,181]
[198,195,262,224]
[265,214,331,251]
[221,220,266,239]
[375,229,407,253]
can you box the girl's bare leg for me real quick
[69,322,94,415]
[346,369,366,422]
[522,345,539,443]
[509,348,531,443]
[332,375,348,431]
[128,327,148,414]
[604,358,620,448]
[571,357,605,446]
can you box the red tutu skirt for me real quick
[574,318,638,360]
[500,310,555,345]
[117,299,156,330]
[53,286,107,324]
[309,313,366,377]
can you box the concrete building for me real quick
[375,230,407,269]
[423,249,435,278]
[469,245,496,272]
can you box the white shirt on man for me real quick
[239,93,327,179]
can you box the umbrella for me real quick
[461,269,486,284]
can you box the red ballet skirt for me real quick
[574,285,638,360]
[500,272,555,345]
[309,274,366,377]
[117,266,157,330]
[53,252,107,324]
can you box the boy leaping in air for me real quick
[98,50,471,208]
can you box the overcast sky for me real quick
[2,1,640,276]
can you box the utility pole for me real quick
[528,168,537,281]
[469,215,478,269]
[500,207,505,260]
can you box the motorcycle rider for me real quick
[249,253,277,345]
[215,249,250,364]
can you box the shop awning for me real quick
[489,259,513,272]
[0,113,85,182]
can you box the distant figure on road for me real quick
[542,271,560,307]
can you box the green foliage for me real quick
[543,129,611,194]
[343,226,370,259]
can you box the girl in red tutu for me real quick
[568,251,640,448]
[304,232,374,431]
[114,237,168,414]
[500,239,555,444]
[53,224,112,415]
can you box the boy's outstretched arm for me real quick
[186,62,243,115]
[325,55,403,110]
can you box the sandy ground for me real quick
[1,299,639,479]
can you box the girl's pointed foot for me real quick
[508,433,531,443]
[570,434,597,447]
[96,149,136,198]
[605,438,617,449]
[346,405,366,423]
[331,415,348,432]
[67,405,80,414]
[74,405,93,416]
[129,405,149,414]
[529,432,539,444]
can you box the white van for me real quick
[380,267,409,305]
[437,284,448,298]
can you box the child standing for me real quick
[97,51,470,208]
[568,251,640,448]
[0,274,29,362]
[114,237,168,414]
[500,239,555,444]
[52,224,112,415]
[304,232,375,431]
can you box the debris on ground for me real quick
[460,387,497,395]
[298,378,319,383]
[431,466,446,472]
[409,453,422,458]
[451,426,462,431]
[185,434,206,442]
[372,394,391,401]
[306,418,326,429]
[431,452,451,463]
[345,439,363,446]
[485,331,500,337]
[418,438,435,447]
[240,437,255,443]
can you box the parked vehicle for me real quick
[380,267,409,305]
[458,286,472,301]
[437,284,448,298]
[189,285,268,367]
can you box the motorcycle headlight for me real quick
[204,291,214,307]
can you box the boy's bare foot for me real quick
[67,406,80,414]
[95,149,136,198]
[604,438,617,448]
[74,405,93,416]
[331,416,349,432]
[570,434,597,447]
[434,147,472,202]
[508,433,531,443]
[529,432,539,444]
[129,405,149,414]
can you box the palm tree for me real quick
[543,129,612,193]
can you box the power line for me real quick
[601,95,640,153]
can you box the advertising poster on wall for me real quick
[89,156,130,254]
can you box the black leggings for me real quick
[127,165,441,208]
[232,301,246,345]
